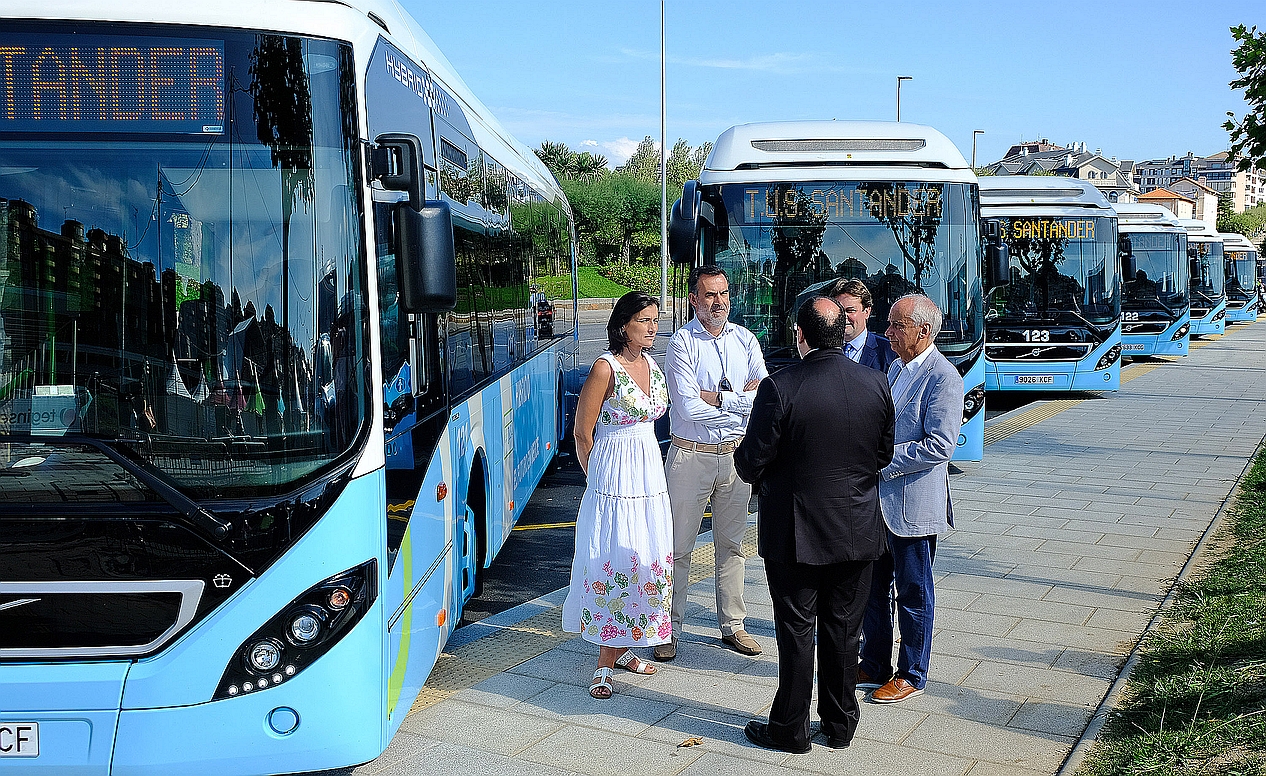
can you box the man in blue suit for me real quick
[859,293,963,704]
[825,279,897,374]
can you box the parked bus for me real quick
[0,2,578,773]
[669,121,986,461]
[1221,232,1259,324]
[1180,220,1226,337]
[1115,204,1189,358]
[978,176,1122,391]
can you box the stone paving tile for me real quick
[965,594,1093,627]
[1002,524,1104,543]
[1034,539,1142,561]
[933,607,1022,638]
[1007,619,1137,653]
[937,572,1054,601]
[518,725,704,776]
[934,587,982,611]
[904,713,1076,773]
[672,751,820,776]
[961,660,1112,704]
[1083,607,1156,634]
[398,699,563,756]
[511,683,680,737]
[792,738,976,776]
[621,669,774,715]
[452,672,562,709]
[1051,647,1126,680]
[1061,519,1160,538]
[507,645,655,690]
[350,732,445,775]
[965,759,1060,776]
[1071,554,1177,578]
[1008,698,1096,737]
[639,706,789,766]
[929,630,1065,670]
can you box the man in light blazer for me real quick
[859,293,963,704]
[825,278,897,374]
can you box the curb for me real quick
[1055,433,1266,776]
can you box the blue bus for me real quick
[1115,204,1189,358]
[979,176,1122,392]
[0,2,578,773]
[1180,220,1226,337]
[1221,232,1259,324]
[670,121,986,461]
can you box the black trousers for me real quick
[765,557,873,748]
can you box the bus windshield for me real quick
[0,24,368,500]
[1225,248,1256,302]
[987,216,1119,327]
[1122,232,1188,312]
[1190,240,1225,307]
[711,181,982,362]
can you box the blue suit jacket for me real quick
[878,347,963,537]
[858,331,898,374]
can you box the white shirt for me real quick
[844,330,868,362]
[665,317,769,443]
[889,344,936,400]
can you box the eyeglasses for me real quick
[886,319,922,331]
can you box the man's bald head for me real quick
[796,296,849,350]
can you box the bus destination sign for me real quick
[0,34,225,134]
[745,184,943,222]
[1003,218,1096,241]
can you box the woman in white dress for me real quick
[563,291,673,699]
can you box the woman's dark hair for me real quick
[607,291,660,353]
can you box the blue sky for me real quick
[402,0,1260,168]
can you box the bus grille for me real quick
[0,581,203,659]
[985,344,1091,362]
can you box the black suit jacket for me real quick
[859,331,898,374]
[735,349,895,565]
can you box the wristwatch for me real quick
[713,391,724,408]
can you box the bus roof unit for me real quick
[702,120,974,184]
[1179,219,1222,240]
[1114,203,1182,228]
[978,175,1114,212]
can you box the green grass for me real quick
[1078,449,1266,776]
[536,266,632,299]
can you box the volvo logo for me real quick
[0,598,40,612]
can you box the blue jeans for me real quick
[859,530,937,689]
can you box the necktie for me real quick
[846,343,858,361]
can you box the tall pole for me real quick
[896,76,912,122]
[659,0,669,309]
[972,129,984,169]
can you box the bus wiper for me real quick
[1055,308,1108,343]
[72,437,231,539]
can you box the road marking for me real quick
[511,521,576,531]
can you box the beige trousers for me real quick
[664,444,752,637]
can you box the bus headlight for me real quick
[962,385,985,423]
[249,639,284,672]
[1212,308,1226,322]
[1095,344,1121,371]
[214,559,377,700]
[1171,323,1190,340]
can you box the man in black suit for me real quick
[734,296,896,754]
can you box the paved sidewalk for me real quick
[340,322,1266,776]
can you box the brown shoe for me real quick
[652,638,677,662]
[869,676,923,703]
[856,667,888,691]
[721,630,762,656]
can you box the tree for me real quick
[1216,193,1237,230]
[535,140,575,180]
[1224,25,1266,173]
[619,136,661,183]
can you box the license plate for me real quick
[0,722,39,757]
[1122,343,1145,352]
[1015,375,1054,385]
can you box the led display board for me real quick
[0,34,225,134]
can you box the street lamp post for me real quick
[972,129,984,169]
[896,76,912,122]
[659,0,668,309]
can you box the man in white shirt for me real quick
[825,278,897,374]
[657,266,768,661]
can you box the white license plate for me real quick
[1015,375,1054,385]
[1122,343,1145,352]
[0,722,39,757]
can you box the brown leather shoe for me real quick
[721,630,762,656]
[856,667,888,691]
[869,676,923,703]
[652,638,677,662]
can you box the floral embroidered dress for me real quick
[563,352,674,647]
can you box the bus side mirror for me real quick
[983,220,1009,289]
[669,179,702,265]
[1119,235,1135,279]
[395,201,457,313]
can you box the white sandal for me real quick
[615,649,657,675]
[589,667,614,699]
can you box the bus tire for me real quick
[467,459,488,599]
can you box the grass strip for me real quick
[536,266,632,300]
[1078,448,1266,776]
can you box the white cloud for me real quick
[600,137,644,166]
[581,139,599,147]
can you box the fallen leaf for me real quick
[677,736,704,748]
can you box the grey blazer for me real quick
[879,347,964,537]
